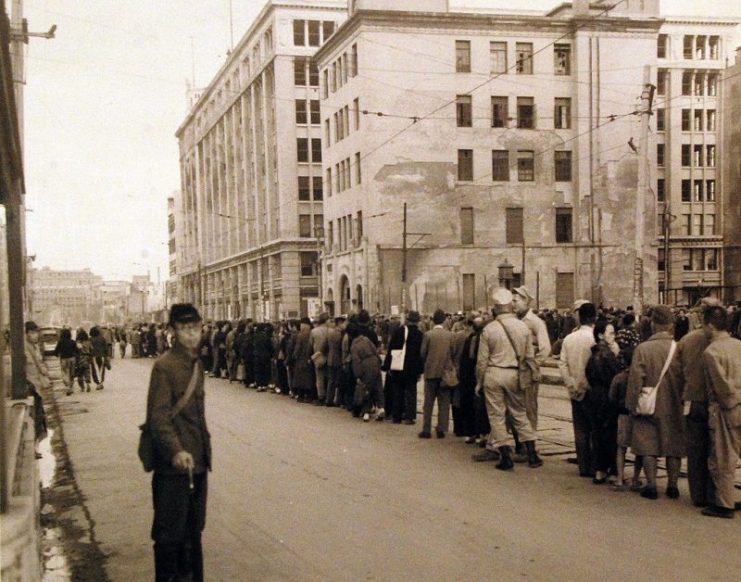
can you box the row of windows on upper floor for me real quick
[655,108,716,132]
[457,149,573,183]
[323,44,358,97]
[656,178,716,203]
[455,41,571,76]
[657,34,722,60]
[657,69,719,97]
[293,20,336,48]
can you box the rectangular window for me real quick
[293,20,305,46]
[308,21,320,47]
[457,149,474,181]
[516,42,533,74]
[657,178,666,202]
[681,109,690,131]
[298,176,310,201]
[326,168,332,197]
[299,214,312,237]
[554,151,572,182]
[657,108,665,131]
[683,36,693,59]
[657,144,665,167]
[353,98,360,130]
[682,248,692,270]
[706,110,716,131]
[657,69,667,95]
[456,40,471,72]
[694,72,705,96]
[460,207,474,244]
[681,144,691,166]
[311,138,322,163]
[310,100,320,124]
[706,249,718,270]
[355,152,361,185]
[695,35,706,60]
[657,34,668,58]
[491,96,508,128]
[682,71,692,95]
[294,59,306,86]
[312,176,323,201]
[554,97,571,129]
[322,69,329,98]
[556,272,575,310]
[297,138,309,163]
[300,252,318,277]
[309,63,319,87]
[351,43,358,77]
[295,99,307,124]
[693,109,703,131]
[314,214,323,239]
[490,41,507,73]
[517,97,535,129]
[693,216,704,242]
[706,180,716,202]
[704,214,716,235]
[658,248,666,272]
[456,95,473,127]
[694,144,703,167]
[322,21,335,42]
[709,36,720,59]
[357,211,363,239]
[462,274,475,311]
[707,73,718,96]
[694,180,704,202]
[491,150,509,181]
[554,44,571,75]
[555,208,573,243]
[681,179,691,202]
[324,118,331,145]
[506,208,524,244]
[517,150,534,182]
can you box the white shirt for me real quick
[558,325,595,401]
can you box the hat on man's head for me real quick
[513,286,534,302]
[572,299,589,312]
[651,305,675,326]
[697,297,721,310]
[357,309,372,327]
[492,287,514,307]
[25,321,39,333]
[318,312,329,324]
[168,303,202,327]
[406,310,421,323]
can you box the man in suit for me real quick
[147,303,210,582]
[383,310,424,424]
[419,309,453,439]
[701,306,741,519]
[326,317,345,406]
[310,313,331,405]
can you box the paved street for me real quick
[48,355,739,582]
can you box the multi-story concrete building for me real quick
[315,0,738,313]
[656,18,739,305]
[30,267,103,326]
[723,47,741,302]
[176,0,347,320]
[166,194,180,306]
[100,280,130,324]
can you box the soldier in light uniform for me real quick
[472,288,543,470]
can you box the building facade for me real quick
[175,0,347,320]
[722,47,741,302]
[29,267,103,326]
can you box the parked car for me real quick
[39,326,61,357]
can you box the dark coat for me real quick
[327,328,344,368]
[291,327,313,392]
[585,342,623,410]
[382,324,423,379]
[146,344,211,475]
[351,335,382,387]
[459,331,481,388]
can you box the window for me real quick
[311,138,322,162]
[313,176,323,201]
[462,274,475,311]
[299,214,312,237]
[491,96,508,128]
[681,109,690,131]
[658,248,666,272]
[294,59,306,86]
[694,180,704,202]
[297,138,309,162]
[683,35,693,59]
[694,144,703,167]
[300,252,318,277]
[554,44,571,75]
[554,151,572,182]
[456,95,472,127]
[350,44,358,77]
[554,98,571,129]
[695,36,706,59]
[556,272,575,310]
[353,98,360,130]
[310,100,320,125]
[324,118,331,145]
[298,176,311,201]
[456,40,471,72]
[693,109,703,131]
[657,69,667,95]
[707,74,718,96]
[326,168,332,197]
[709,36,720,59]
[355,152,361,185]
[682,248,692,270]
[706,180,716,201]
[694,216,704,241]
[706,249,718,270]
[657,143,665,167]
[309,63,319,87]
[460,207,474,244]
[657,108,665,131]
[516,43,533,74]
[517,150,535,182]
[322,21,335,42]
[705,214,716,235]
[457,149,473,181]
[314,214,323,238]
[682,71,692,95]
[293,20,305,46]
[555,208,573,243]
[694,72,705,96]
[657,178,666,202]
[295,99,307,124]
[517,97,535,129]
[706,110,716,131]
[681,144,691,166]
[681,179,691,202]
[356,211,363,239]
[490,41,507,73]
[506,208,524,244]
[657,34,668,58]
[491,150,509,181]
[308,21,320,47]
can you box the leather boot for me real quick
[496,446,514,471]
[525,441,543,468]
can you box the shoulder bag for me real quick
[390,325,408,372]
[138,361,201,472]
[636,341,676,417]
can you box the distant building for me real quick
[722,46,741,302]
[30,267,103,326]
[175,0,347,320]
[100,280,130,324]
[167,194,180,307]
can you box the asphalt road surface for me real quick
[52,355,740,582]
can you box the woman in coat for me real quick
[348,321,384,421]
[75,329,93,393]
[291,319,314,402]
[626,306,685,500]
[252,323,275,391]
[89,326,109,390]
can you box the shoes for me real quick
[314,399,325,406]
[701,505,734,519]
[472,449,500,462]
[256,386,267,392]
[512,451,528,464]
[665,486,680,499]
[610,484,629,492]
[418,431,431,439]
[640,486,658,500]
[436,430,445,439]
[692,501,709,508]
[392,419,402,424]
[630,480,644,492]
[96,384,104,390]
[464,436,476,444]
[274,387,282,394]
[402,419,415,425]
[363,413,370,422]
[495,446,514,471]
[375,408,385,421]
[525,441,543,468]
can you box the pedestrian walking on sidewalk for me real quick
[146,303,211,581]
[54,328,79,394]
[89,326,108,390]
[75,330,93,393]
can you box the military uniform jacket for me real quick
[146,343,211,475]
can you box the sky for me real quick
[19,0,741,283]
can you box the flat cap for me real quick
[168,303,202,327]
[651,304,675,326]
[492,288,514,306]
[513,286,534,302]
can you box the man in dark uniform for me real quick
[147,303,211,581]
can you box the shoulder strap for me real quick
[171,360,201,419]
[654,340,677,392]
[402,325,408,346]
[497,320,522,362]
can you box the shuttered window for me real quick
[506,207,524,244]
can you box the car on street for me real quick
[39,326,62,357]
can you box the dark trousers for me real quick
[454,382,477,437]
[587,391,617,475]
[152,472,207,582]
[686,401,716,506]
[388,373,418,422]
[326,366,341,405]
[571,399,595,477]
[422,379,451,434]
[91,357,106,385]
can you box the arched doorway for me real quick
[355,284,364,311]
[339,275,351,315]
